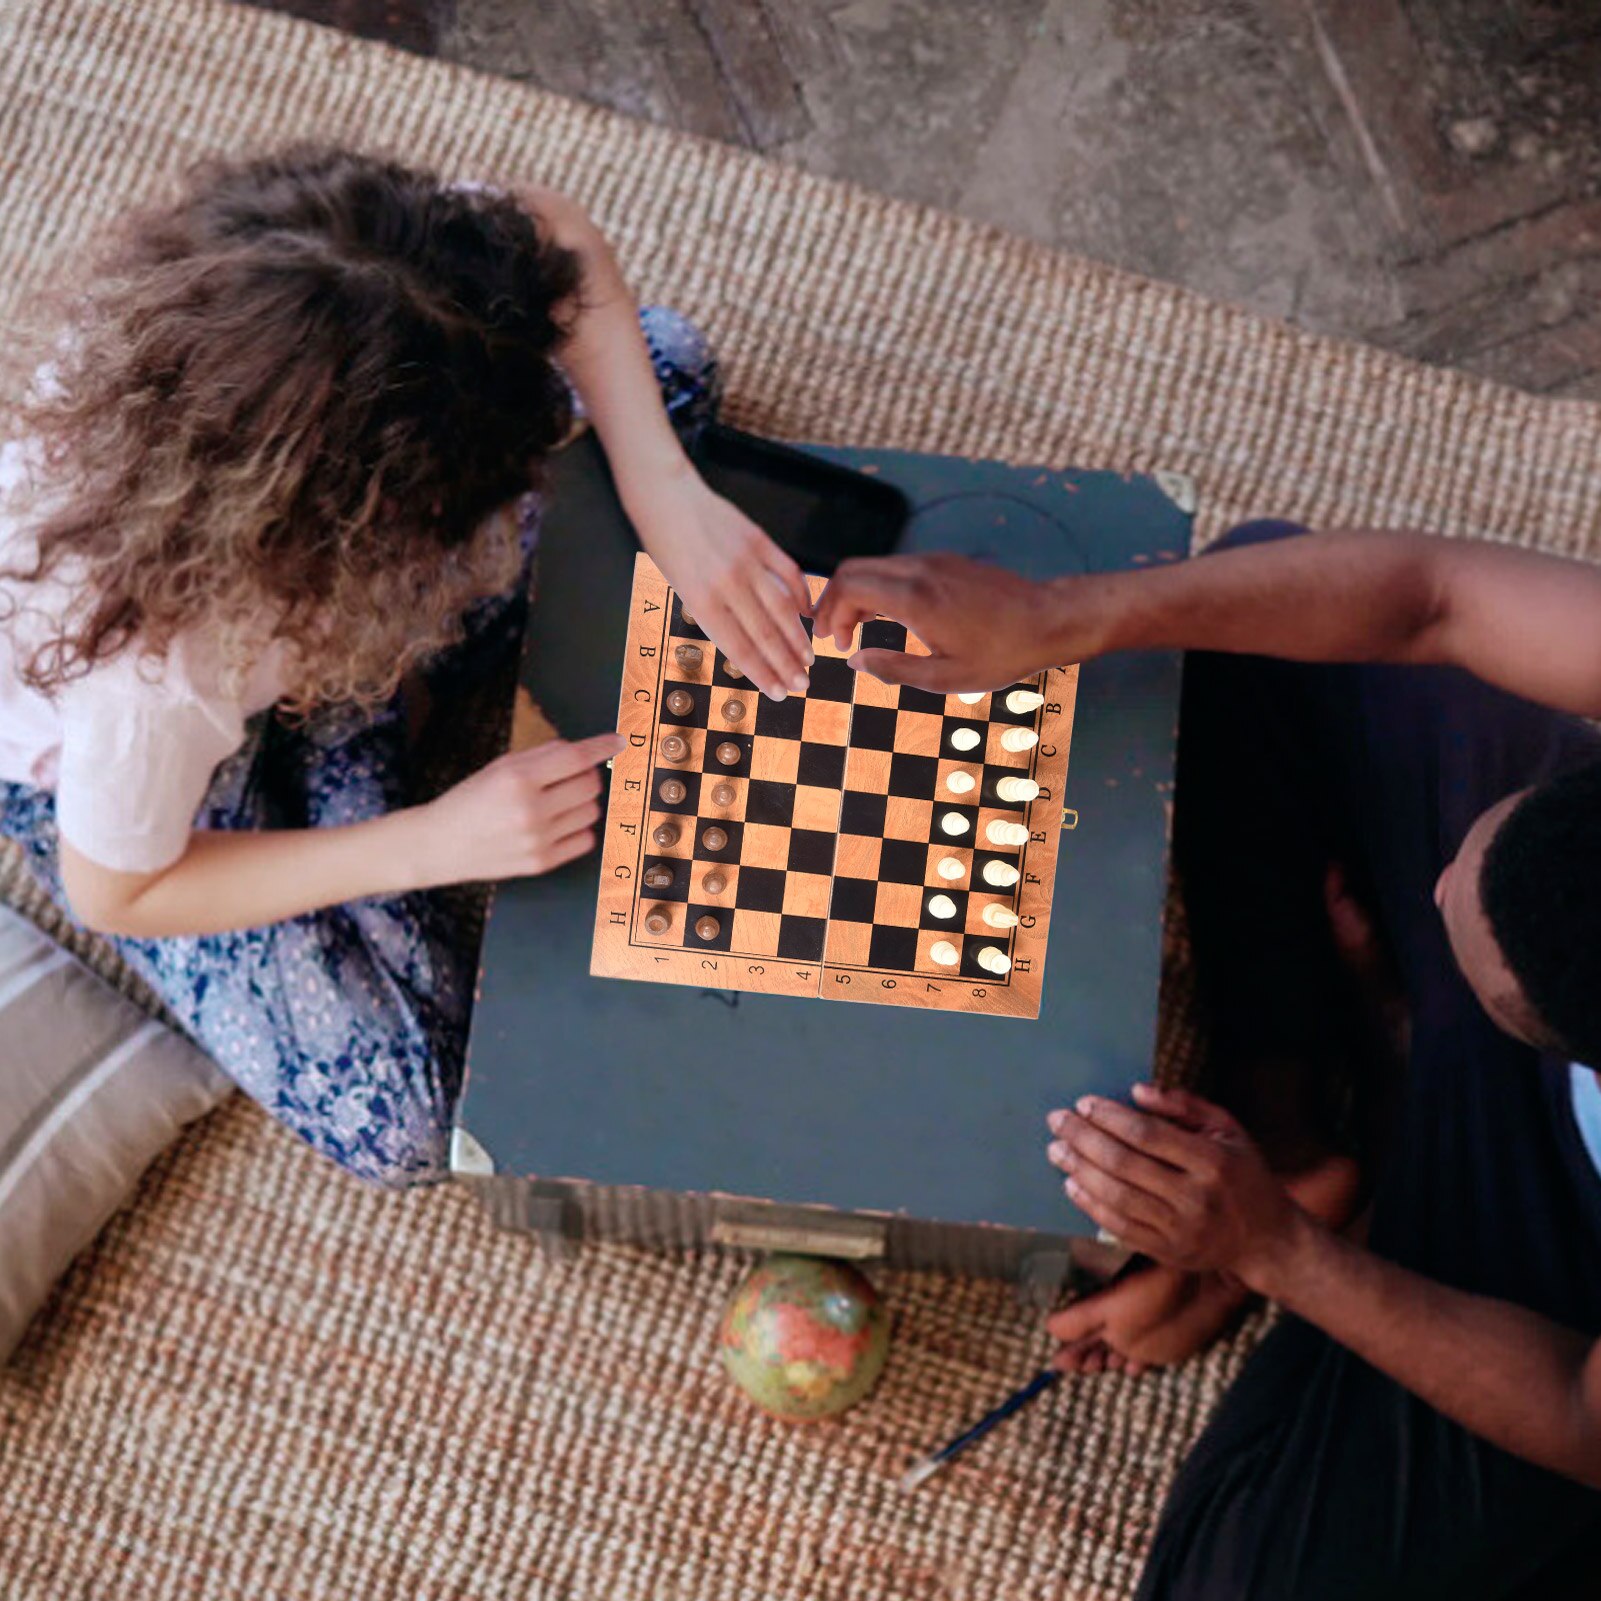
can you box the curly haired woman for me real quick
[0,145,813,1186]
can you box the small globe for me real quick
[720,1254,891,1422]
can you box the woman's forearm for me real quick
[525,186,693,509]
[64,809,436,938]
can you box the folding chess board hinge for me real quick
[1061,808,1079,831]
[711,1202,887,1261]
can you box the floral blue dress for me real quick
[0,306,719,1187]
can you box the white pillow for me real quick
[0,907,232,1361]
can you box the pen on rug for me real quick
[900,1253,1147,1492]
[900,1368,1061,1491]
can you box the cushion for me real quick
[0,907,232,1361]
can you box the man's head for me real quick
[1434,761,1601,1066]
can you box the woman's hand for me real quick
[413,732,623,887]
[630,467,813,701]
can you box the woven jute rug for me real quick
[3,3,1601,1598]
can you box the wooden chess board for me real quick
[592,556,1078,1018]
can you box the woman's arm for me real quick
[521,186,813,702]
[59,733,621,938]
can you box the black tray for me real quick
[690,422,908,573]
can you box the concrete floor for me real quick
[258,0,1601,398]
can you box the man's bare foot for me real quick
[1047,1151,1363,1375]
[1048,1262,1251,1377]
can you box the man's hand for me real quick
[811,554,1111,691]
[1046,1084,1305,1289]
[633,468,813,702]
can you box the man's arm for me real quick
[1049,1084,1601,1488]
[811,532,1601,718]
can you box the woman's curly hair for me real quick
[0,144,583,710]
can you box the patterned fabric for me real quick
[0,305,719,1187]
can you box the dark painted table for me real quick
[454,434,1190,1278]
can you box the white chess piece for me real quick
[982,860,1021,888]
[1004,689,1045,714]
[937,857,966,880]
[927,894,957,920]
[945,770,977,795]
[982,904,1020,929]
[940,812,971,836]
[976,945,1013,975]
[949,726,982,752]
[929,940,960,967]
[955,692,985,705]
[995,775,1040,803]
[986,819,1030,847]
[999,727,1039,753]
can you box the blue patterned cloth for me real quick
[0,306,719,1187]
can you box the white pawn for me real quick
[1000,726,1039,753]
[986,819,1030,848]
[929,940,960,967]
[927,893,957,920]
[1005,689,1045,714]
[937,857,966,880]
[982,904,1020,929]
[955,692,985,705]
[940,811,971,836]
[977,945,1013,975]
[945,770,977,795]
[995,775,1040,804]
[983,860,1021,888]
[950,726,982,752]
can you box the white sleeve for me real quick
[55,679,245,874]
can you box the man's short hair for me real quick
[1481,760,1601,1068]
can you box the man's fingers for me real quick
[1068,1096,1219,1174]
[1062,1161,1172,1242]
[850,648,966,693]
[812,564,927,638]
[1050,1123,1184,1217]
[1131,1083,1245,1139]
